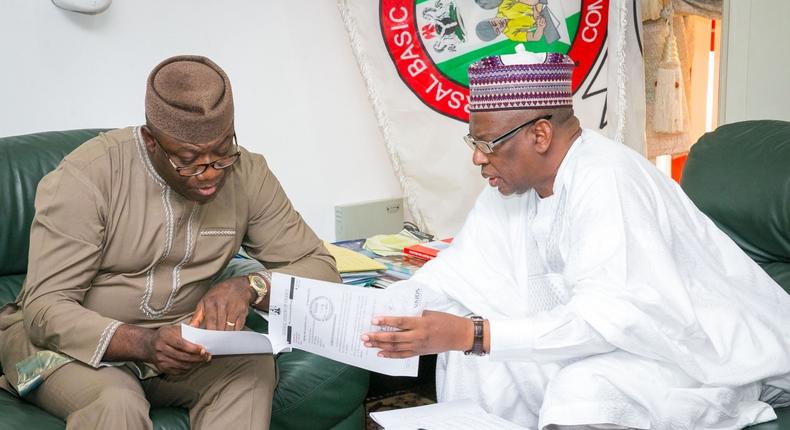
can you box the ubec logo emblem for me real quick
[380,0,608,123]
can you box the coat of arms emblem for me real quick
[381,0,608,122]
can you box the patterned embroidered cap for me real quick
[145,55,234,143]
[468,51,575,112]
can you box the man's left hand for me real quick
[361,310,473,358]
[189,276,254,331]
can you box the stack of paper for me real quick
[372,254,425,277]
[340,271,382,285]
[370,399,529,430]
[324,242,386,272]
[324,241,385,285]
[181,324,290,355]
[370,273,407,289]
[328,239,427,288]
[402,238,453,261]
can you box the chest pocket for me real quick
[199,228,237,237]
[191,227,240,269]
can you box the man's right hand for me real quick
[143,325,211,376]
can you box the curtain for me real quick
[641,0,721,159]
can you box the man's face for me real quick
[468,111,548,196]
[142,126,237,203]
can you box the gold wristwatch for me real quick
[247,272,270,305]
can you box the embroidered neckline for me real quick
[133,126,166,187]
[133,126,199,319]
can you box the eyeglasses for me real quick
[464,114,552,154]
[154,134,241,177]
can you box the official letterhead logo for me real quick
[380,0,609,122]
[309,296,334,322]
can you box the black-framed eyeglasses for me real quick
[154,134,241,177]
[464,114,552,154]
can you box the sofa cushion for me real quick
[0,129,109,276]
[245,313,370,429]
[749,407,790,430]
[0,274,24,308]
[0,389,66,430]
[0,389,189,430]
[681,120,790,293]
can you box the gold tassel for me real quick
[654,14,685,134]
[640,0,666,22]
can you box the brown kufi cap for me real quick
[145,55,234,143]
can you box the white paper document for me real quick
[267,273,421,377]
[181,324,291,355]
[182,274,423,377]
[370,399,530,430]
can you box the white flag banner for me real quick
[338,0,645,237]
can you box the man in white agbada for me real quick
[362,52,790,429]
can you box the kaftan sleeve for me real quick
[21,161,122,368]
[387,187,514,316]
[240,151,340,284]
[487,308,615,362]
[386,185,613,361]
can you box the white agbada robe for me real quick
[387,129,790,429]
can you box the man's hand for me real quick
[360,310,474,358]
[144,325,210,376]
[189,276,253,331]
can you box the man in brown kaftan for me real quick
[0,55,339,430]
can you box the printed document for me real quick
[268,273,421,376]
[370,399,530,430]
[182,274,423,376]
[181,324,290,355]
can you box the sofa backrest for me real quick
[681,120,790,294]
[0,129,109,277]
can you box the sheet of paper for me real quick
[369,399,531,430]
[181,324,291,355]
[268,273,421,377]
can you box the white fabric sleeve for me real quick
[488,306,615,362]
[387,187,515,317]
[391,186,617,363]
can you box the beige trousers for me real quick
[25,354,276,430]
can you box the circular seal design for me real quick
[309,296,334,321]
[380,0,609,122]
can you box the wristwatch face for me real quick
[250,275,268,294]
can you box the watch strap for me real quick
[464,315,486,356]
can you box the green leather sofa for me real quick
[0,129,369,430]
[681,120,790,430]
